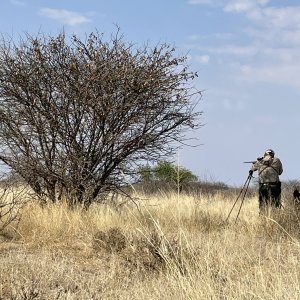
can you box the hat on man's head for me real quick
[264,149,275,157]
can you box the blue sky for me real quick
[1,0,300,186]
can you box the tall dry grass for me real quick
[0,191,299,299]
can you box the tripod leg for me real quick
[226,175,251,222]
[235,175,252,223]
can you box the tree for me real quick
[0,30,202,207]
[138,161,198,192]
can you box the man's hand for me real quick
[249,170,253,176]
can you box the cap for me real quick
[264,149,275,157]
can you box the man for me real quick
[249,149,283,210]
[293,189,300,207]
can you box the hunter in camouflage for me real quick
[249,149,283,210]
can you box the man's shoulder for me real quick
[273,157,283,166]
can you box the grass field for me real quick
[0,190,299,299]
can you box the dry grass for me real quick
[0,191,299,299]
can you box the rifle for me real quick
[243,157,263,164]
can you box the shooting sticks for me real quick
[226,174,252,223]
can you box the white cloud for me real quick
[187,1,300,90]
[188,0,269,9]
[39,8,92,26]
[223,1,300,31]
[224,1,255,13]
[245,27,300,47]
[197,45,258,56]
[224,0,269,13]
[196,55,210,64]
[240,63,300,90]
[251,6,300,29]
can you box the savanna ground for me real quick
[0,187,300,300]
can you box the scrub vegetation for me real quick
[0,187,299,299]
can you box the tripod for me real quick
[226,174,252,223]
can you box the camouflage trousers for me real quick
[258,182,281,210]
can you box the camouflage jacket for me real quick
[251,155,283,183]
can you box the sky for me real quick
[1,0,300,186]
